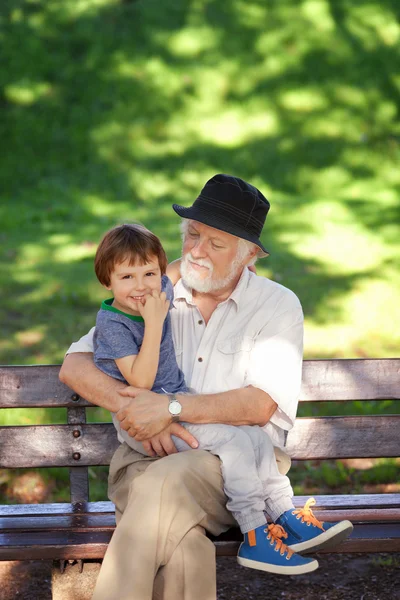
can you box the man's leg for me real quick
[153,525,217,600]
[92,443,235,600]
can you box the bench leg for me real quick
[52,560,101,600]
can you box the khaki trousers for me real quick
[92,443,291,600]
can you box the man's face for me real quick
[181,221,247,293]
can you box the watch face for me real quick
[169,400,181,416]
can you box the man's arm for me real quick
[59,353,128,413]
[59,352,200,453]
[179,386,276,426]
[116,385,277,441]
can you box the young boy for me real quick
[93,223,352,576]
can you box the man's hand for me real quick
[116,388,172,440]
[142,423,198,457]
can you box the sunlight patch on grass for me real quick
[234,1,267,27]
[305,275,400,358]
[4,81,53,106]
[301,0,335,32]
[48,0,115,19]
[333,85,368,110]
[167,27,219,57]
[288,201,388,274]
[196,109,278,146]
[280,88,328,112]
[351,4,400,47]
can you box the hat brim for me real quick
[172,204,270,256]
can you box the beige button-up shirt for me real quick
[67,268,303,449]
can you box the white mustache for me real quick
[185,253,213,270]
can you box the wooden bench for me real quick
[1,359,399,596]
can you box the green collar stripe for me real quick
[101,299,144,322]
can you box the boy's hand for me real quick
[138,290,169,325]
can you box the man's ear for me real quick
[246,245,259,265]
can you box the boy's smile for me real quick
[106,256,162,316]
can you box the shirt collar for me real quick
[173,267,250,310]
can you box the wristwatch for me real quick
[168,394,182,422]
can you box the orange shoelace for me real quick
[265,524,294,558]
[292,498,324,530]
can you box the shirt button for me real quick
[198,320,203,325]
[198,357,203,362]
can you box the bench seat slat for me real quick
[2,507,400,533]
[1,523,399,561]
[1,495,399,518]
[214,523,400,555]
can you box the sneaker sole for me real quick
[237,555,319,575]
[288,520,354,554]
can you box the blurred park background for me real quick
[0,0,399,503]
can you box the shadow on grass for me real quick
[0,0,399,365]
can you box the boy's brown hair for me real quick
[94,223,168,286]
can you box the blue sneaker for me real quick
[237,523,319,575]
[276,498,354,554]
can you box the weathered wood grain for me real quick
[0,358,399,563]
[1,494,399,519]
[68,407,89,503]
[1,414,399,468]
[0,424,119,468]
[300,358,400,401]
[2,507,400,533]
[286,415,400,459]
[0,365,89,408]
[1,522,399,561]
[1,359,399,407]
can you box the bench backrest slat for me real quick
[1,415,399,468]
[300,358,400,401]
[1,359,399,408]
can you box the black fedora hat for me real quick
[172,174,270,256]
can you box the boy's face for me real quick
[106,256,162,315]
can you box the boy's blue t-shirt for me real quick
[93,275,188,394]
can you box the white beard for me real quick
[181,252,242,293]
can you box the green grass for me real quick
[0,0,399,502]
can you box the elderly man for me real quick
[60,174,350,600]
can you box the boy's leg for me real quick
[92,443,235,600]
[177,424,267,532]
[180,424,317,575]
[239,425,295,521]
[240,426,354,554]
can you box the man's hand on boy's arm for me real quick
[117,385,277,440]
[166,258,181,285]
[142,424,199,457]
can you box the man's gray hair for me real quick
[180,219,263,266]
